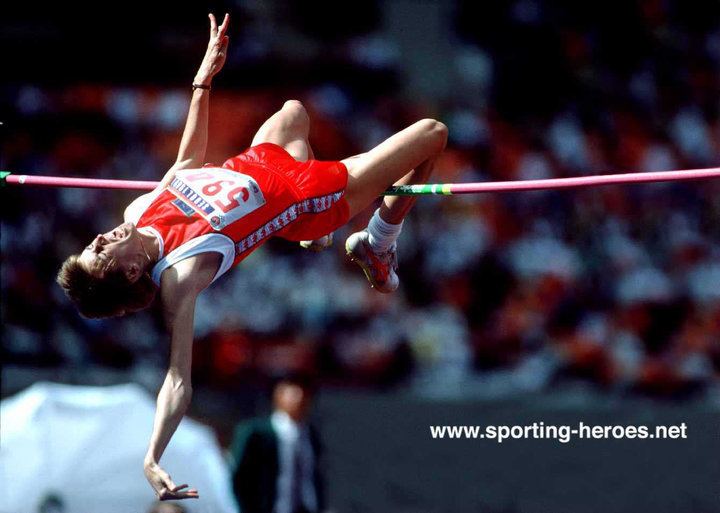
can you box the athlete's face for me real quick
[78,222,144,282]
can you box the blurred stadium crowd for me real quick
[2,0,719,399]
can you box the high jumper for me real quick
[54,13,446,500]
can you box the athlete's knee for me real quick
[283,99,305,112]
[416,118,448,152]
[281,99,309,128]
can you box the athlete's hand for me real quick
[144,460,199,501]
[194,13,230,86]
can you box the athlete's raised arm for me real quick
[157,13,230,190]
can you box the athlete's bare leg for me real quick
[251,100,315,161]
[342,119,447,292]
[252,100,335,250]
[342,119,447,219]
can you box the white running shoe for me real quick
[345,230,399,293]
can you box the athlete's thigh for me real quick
[342,120,446,217]
[251,102,310,161]
[255,136,308,162]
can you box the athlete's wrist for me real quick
[192,76,212,88]
[144,454,158,468]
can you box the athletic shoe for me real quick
[345,230,399,293]
[299,233,333,252]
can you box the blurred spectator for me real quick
[228,375,325,513]
[38,494,65,513]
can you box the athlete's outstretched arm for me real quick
[157,13,230,189]
[142,256,216,500]
[143,289,198,500]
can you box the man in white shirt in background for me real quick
[229,375,324,513]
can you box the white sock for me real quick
[367,209,402,253]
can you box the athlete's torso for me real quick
[128,160,301,286]
[124,144,349,288]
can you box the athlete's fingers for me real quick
[172,484,189,492]
[218,13,229,37]
[209,13,217,36]
[159,488,199,501]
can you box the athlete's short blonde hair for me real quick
[56,254,157,318]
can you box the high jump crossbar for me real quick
[1,168,719,196]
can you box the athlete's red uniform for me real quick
[130,143,349,285]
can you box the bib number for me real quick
[170,168,266,230]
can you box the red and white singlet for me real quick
[127,143,350,285]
